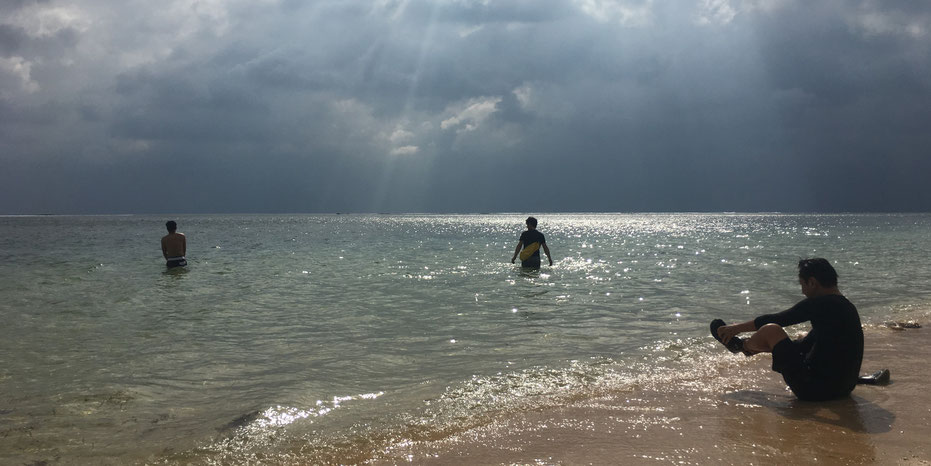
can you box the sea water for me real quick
[1,213,929,464]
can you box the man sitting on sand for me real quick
[161,221,187,268]
[711,258,863,401]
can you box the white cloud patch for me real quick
[695,0,793,25]
[385,126,421,155]
[389,145,419,155]
[849,9,928,39]
[440,96,502,133]
[696,0,737,25]
[513,83,533,110]
[510,82,575,119]
[3,4,91,38]
[161,0,235,38]
[459,24,484,38]
[574,0,654,26]
[108,0,236,68]
[389,127,415,144]
[0,57,40,94]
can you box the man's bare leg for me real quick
[742,323,790,355]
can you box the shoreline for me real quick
[373,326,930,465]
[4,326,927,464]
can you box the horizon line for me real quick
[3,210,931,217]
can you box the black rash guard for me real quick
[754,294,863,395]
[519,230,546,267]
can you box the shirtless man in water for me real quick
[161,221,187,268]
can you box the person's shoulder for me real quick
[808,294,855,310]
[825,293,855,308]
[814,293,848,303]
[787,296,822,313]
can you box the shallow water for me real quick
[1,213,929,463]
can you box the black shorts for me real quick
[771,338,852,401]
[166,258,188,268]
[521,256,541,269]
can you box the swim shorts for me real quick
[521,256,541,269]
[771,338,852,401]
[166,257,187,268]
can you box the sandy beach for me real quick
[373,326,929,465]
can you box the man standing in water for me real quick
[711,258,864,401]
[511,216,553,269]
[161,221,187,268]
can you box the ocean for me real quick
[1,213,929,464]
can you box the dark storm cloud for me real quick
[0,24,28,55]
[755,4,929,104]
[110,68,273,143]
[411,0,575,24]
[1,0,930,214]
[0,0,51,16]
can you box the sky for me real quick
[1,0,929,214]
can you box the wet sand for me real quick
[376,327,930,465]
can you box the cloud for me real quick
[695,0,738,25]
[440,96,502,132]
[848,5,930,38]
[1,0,930,213]
[389,145,419,156]
[2,3,90,38]
[0,56,39,93]
[574,0,654,26]
[388,127,415,144]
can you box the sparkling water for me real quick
[1,213,929,463]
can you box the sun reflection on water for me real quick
[255,392,386,428]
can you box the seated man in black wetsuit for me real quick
[511,216,553,269]
[711,258,863,401]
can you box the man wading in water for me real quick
[511,216,553,269]
[161,220,187,268]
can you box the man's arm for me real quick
[181,234,186,256]
[753,300,812,329]
[161,237,169,260]
[511,242,522,263]
[542,242,552,266]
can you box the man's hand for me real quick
[717,324,742,345]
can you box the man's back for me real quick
[519,229,545,249]
[161,232,186,259]
[801,295,863,382]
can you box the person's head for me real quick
[166,221,177,233]
[797,258,838,296]
[525,217,538,229]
